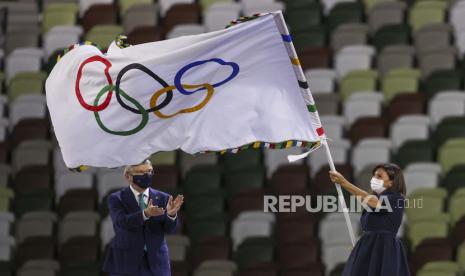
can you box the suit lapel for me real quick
[122,186,140,213]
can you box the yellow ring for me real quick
[150,83,214,119]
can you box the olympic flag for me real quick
[46,12,324,169]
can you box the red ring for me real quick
[75,55,113,111]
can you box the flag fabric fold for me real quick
[46,11,323,169]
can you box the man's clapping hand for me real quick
[144,199,165,217]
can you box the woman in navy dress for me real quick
[329,163,410,276]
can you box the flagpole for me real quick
[273,11,356,246]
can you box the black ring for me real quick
[114,63,173,114]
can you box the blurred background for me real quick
[0,0,464,275]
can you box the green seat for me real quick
[224,166,265,196]
[148,151,177,165]
[417,261,460,276]
[184,195,225,221]
[200,0,233,10]
[327,2,364,32]
[449,192,465,225]
[286,4,322,32]
[42,3,79,33]
[382,68,420,103]
[14,190,54,217]
[405,188,446,220]
[0,187,14,211]
[85,25,124,49]
[221,149,262,171]
[234,237,274,269]
[340,70,378,101]
[423,70,463,98]
[8,71,47,102]
[120,0,152,15]
[183,168,222,195]
[438,138,465,174]
[394,140,435,168]
[188,216,228,242]
[441,167,465,196]
[373,24,410,51]
[407,213,450,250]
[409,1,447,32]
[458,242,465,272]
[292,25,327,50]
[433,117,465,147]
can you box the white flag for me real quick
[46,12,323,169]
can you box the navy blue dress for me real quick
[342,191,410,276]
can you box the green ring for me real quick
[93,85,149,136]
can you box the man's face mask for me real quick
[132,171,154,189]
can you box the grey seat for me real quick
[331,23,368,52]
[21,259,60,271]
[377,45,415,76]
[418,47,457,78]
[0,164,11,187]
[166,235,190,261]
[58,211,99,244]
[97,169,127,202]
[313,93,340,115]
[100,215,114,251]
[5,47,43,82]
[0,212,14,236]
[16,211,57,243]
[17,267,56,276]
[55,172,94,202]
[414,23,452,53]
[368,1,407,33]
[4,30,39,54]
[0,235,14,261]
[12,140,52,172]
[123,3,159,34]
[43,26,82,59]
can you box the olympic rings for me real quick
[93,85,149,136]
[115,63,173,114]
[75,56,113,111]
[174,58,240,95]
[150,83,214,119]
[76,56,240,136]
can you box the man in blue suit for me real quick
[103,159,184,276]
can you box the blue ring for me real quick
[174,58,240,95]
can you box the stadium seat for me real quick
[82,4,118,32]
[305,69,336,94]
[58,211,99,244]
[343,92,383,125]
[381,68,421,103]
[127,26,164,45]
[423,70,463,99]
[42,3,78,33]
[349,118,387,145]
[433,117,465,147]
[372,24,410,51]
[204,3,240,32]
[312,94,339,115]
[231,212,274,249]
[292,26,328,50]
[184,195,225,221]
[368,1,407,33]
[335,46,375,79]
[390,115,430,149]
[189,238,231,269]
[351,138,391,173]
[264,148,304,178]
[395,140,435,168]
[225,167,265,197]
[441,166,465,195]
[408,213,450,250]
[8,72,47,102]
[183,166,222,195]
[16,236,54,266]
[234,237,274,269]
[84,24,123,49]
[340,70,378,101]
[299,47,332,70]
[414,23,452,53]
[327,2,364,32]
[122,3,159,34]
[377,45,415,77]
[330,23,368,52]
[119,0,153,16]
[428,92,465,126]
[163,3,201,34]
[418,47,456,79]
[270,165,309,194]
[405,188,446,218]
[221,150,262,171]
[409,0,447,32]
[43,26,82,58]
[285,3,322,33]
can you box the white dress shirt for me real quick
[129,185,177,221]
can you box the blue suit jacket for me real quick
[103,186,178,275]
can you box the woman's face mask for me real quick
[370,177,386,194]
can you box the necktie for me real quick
[139,193,148,251]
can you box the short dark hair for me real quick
[372,163,406,195]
